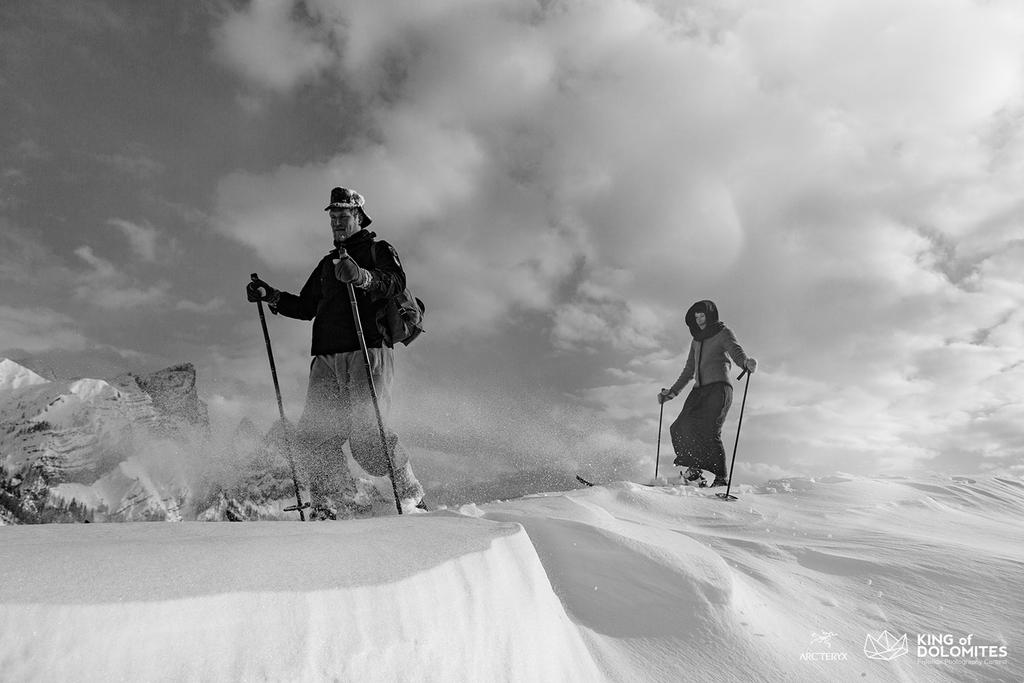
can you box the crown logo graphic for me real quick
[864,630,909,660]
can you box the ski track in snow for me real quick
[1,474,1022,682]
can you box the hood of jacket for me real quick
[685,299,724,341]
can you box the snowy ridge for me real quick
[0,515,601,682]
[67,378,119,402]
[0,378,159,472]
[0,359,48,392]
[1,474,1021,681]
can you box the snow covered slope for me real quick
[0,359,201,521]
[0,358,48,391]
[0,515,601,682]
[1,474,1021,682]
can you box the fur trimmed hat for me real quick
[324,187,372,226]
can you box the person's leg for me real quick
[671,388,704,477]
[296,356,358,516]
[344,347,424,504]
[672,385,733,481]
[706,384,734,481]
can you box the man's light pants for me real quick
[297,349,422,509]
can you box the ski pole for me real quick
[251,273,310,520]
[344,280,403,515]
[717,367,751,502]
[654,390,666,480]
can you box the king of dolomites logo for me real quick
[864,631,909,660]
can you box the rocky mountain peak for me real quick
[112,363,209,429]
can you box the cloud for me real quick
[175,297,225,314]
[95,153,164,179]
[1,224,184,318]
[551,274,665,354]
[0,223,69,284]
[0,168,29,210]
[212,113,487,267]
[107,219,160,262]
[13,139,50,161]
[55,0,127,33]
[0,305,89,353]
[73,246,170,309]
[213,0,334,92]
[74,246,119,279]
[209,0,1024,476]
[735,0,1024,130]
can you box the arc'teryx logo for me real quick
[864,631,909,660]
[810,631,838,649]
[800,631,848,661]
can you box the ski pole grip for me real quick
[250,273,265,300]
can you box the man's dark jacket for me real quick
[272,230,406,355]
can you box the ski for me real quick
[575,473,738,500]
[577,474,662,489]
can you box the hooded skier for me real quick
[658,300,757,487]
[246,186,425,519]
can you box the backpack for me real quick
[371,242,425,347]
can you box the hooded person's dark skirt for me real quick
[669,382,733,478]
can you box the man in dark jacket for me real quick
[247,187,424,518]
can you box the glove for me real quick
[744,358,757,374]
[247,276,277,302]
[658,388,676,404]
[333,249,371,287]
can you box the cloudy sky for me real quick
[3,0,1023,489]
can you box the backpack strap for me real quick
[369,241,380,268]
[370,240,397,270]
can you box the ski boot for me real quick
[309,505,338,521]
[400,496,430,514]
[682,466,703,483]
[338,497,373,518]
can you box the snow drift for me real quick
[1,474,1021,682]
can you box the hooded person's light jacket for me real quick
[668,300,750,396]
